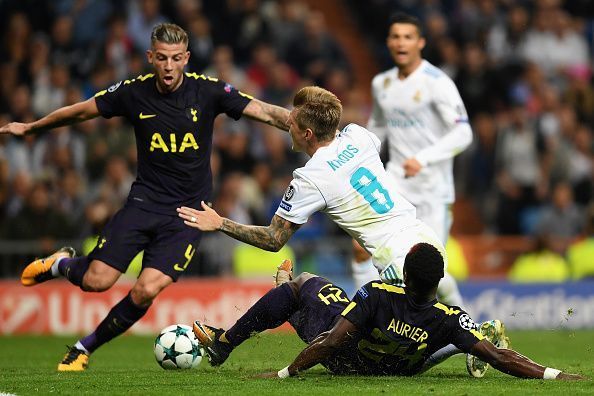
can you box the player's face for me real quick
[287,109,307,152]
[386,23,425,69]
[147,41,190,93]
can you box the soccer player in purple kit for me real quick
[193,244,584,381]
[0,23,290,371]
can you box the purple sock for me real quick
[79,292,149,354]
[58,256,91,288]
[225,283,298,347]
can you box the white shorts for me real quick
[374,221,447,286]
[413,201,452,245]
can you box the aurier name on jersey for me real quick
[94,73,252,215]
[341,281,484,375]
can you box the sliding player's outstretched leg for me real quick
[21,247,76,286]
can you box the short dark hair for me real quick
[151,23,188,48]
[404,243,444,291]
[388,12,423,36]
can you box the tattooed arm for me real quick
[242,98,290,132]
[177,202,301,251]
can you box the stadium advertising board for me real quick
[1,280,593,334]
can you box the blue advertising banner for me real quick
[460,282,594,329]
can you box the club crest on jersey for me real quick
[413,90,422,102]
[458,314,476,331]
[108,81,122,92]
[383,77,391,89]
[284,185,295,201]
[185,106,200,122]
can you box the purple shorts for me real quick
[288,276,351,344]
[88,204,202,281]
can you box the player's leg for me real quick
[418,202,464,307]
[194,266,309,366]
[57,206,155,371]
[350,239,379,291]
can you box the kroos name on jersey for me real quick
[326,144,360,171]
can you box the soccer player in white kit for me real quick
[352,13,472,306]
[177,85,445,288]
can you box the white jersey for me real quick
[275,123,445,285]
[368,59,472,204]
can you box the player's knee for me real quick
[292,272,317,291]
[130,281,163,306]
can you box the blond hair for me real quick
[293,86,342,142]
[150,23,188,47]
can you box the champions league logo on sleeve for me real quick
[458,314,476,331]
[108,81,122,92]
[283,185,295,201]
[224,83,233,93]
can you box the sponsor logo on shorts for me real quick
[279,201,292,211]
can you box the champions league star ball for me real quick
[154,324,204,369]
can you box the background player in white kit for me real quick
[352,13,473,307]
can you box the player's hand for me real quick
[403,158,422,178]
[557,372,587,381]
[177,201,222,231]
[0,122,30,136]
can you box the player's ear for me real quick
[146,49,154,65]
[418,37,426,51]
[184,51,190,66]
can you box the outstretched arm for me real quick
[471,340,584,380]
[256,317,358,378]
[0,98,100,136]
[242,98,290,132]
[177,202,301,251]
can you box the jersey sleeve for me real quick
[340,282,378,329]
[414,76,473,166]
[274,171,325,225]
[206,79,252,120]
[447,310,484,352]
[367,76,389,144]
[94,80,131,119]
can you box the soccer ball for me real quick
[154,324,204,369]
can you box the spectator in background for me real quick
[508,233,569,283]
[127,0,168,52]
[534,181,585,239]
[286,10,349,85]
[4,181,75,251]
[567,203,594,280]
[203,45,247,88]
[186,13,214,73]
[495,105,546,234]
[568,124,593,206]
[486,5,529,65]
[464,113,498,229]
[454,42,497,117]
[104,16,134,81]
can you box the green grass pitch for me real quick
[1,330,593,395]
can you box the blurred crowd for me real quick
[0,0,592,278]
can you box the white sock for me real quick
[51,257,66,277]
[419,344,462,373]
[351,258,379,292]
[437,272,464,307]
[74,341,90,354]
